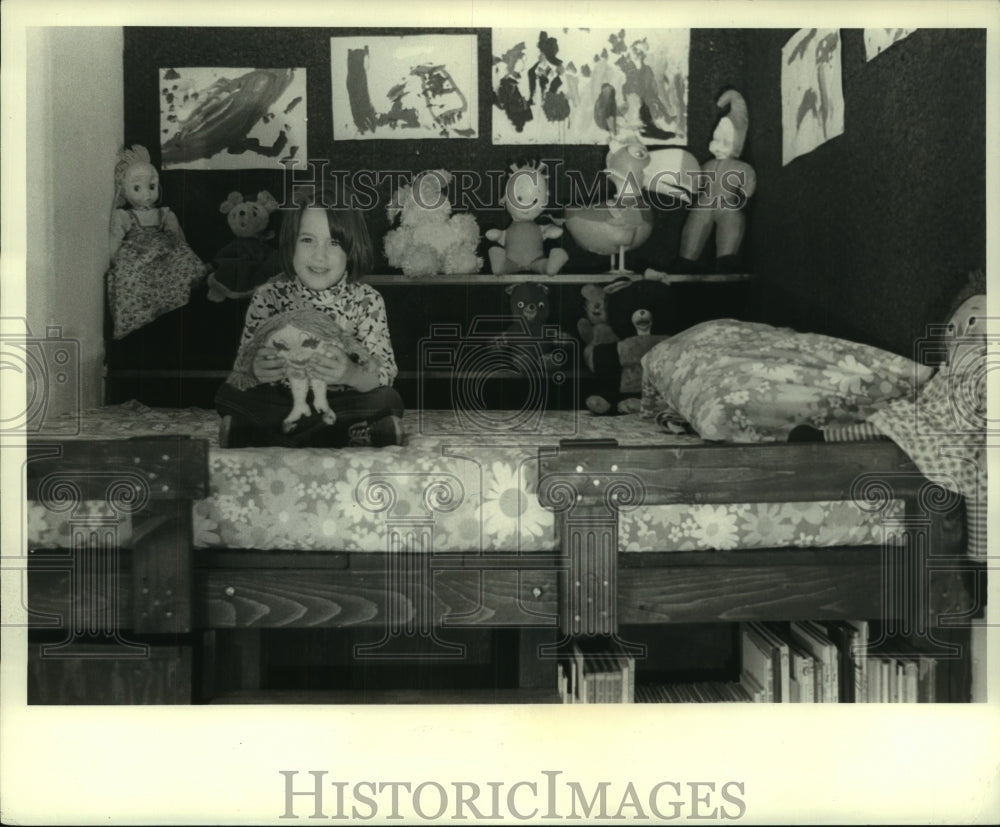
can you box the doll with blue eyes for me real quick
[106,144,206,339]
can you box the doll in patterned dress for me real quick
[106,145,206,339]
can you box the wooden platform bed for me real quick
[24,425,983,704]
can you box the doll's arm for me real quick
[160,207,187,242]
[109,209,130,260]
[486,228,505,245]
[540,224,563,241]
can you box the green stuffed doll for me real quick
[487,162,569,276]
[672,90,756,274]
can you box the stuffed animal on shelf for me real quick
[487,162,568,276]
[604,137,701,206]
[227,307,377,433]
[495,282,572,378]
[206,190,281,302]
[673,90,757,274]
[384,169,483,277]
[577,282,620,350]
[502,282,555,339]
[105,144,208,339]
[561,138,699,274]
[585,278,676,415]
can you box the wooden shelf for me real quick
[364,272,753,286]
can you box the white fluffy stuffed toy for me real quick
[384,169,483,277]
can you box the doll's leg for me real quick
[283,376,313,432]
[488,248,511,275]
[545,248,569,275]
[788,422,888,443]
[585,341,623,415]
[310,379,337,425]
[677,208,714,262]
[714,209,746,259]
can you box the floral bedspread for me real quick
[26,402,897,553]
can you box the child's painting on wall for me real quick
[864,28,917,61]
[330,34,479,140]
[159,67,308,170]
[491,28,690,146]
[781,29,844,166]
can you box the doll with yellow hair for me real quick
[106,144,206,339]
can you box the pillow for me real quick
[640,319,933,442]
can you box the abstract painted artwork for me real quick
[330,35,478,140]
[864,28,917,61]
[491,28,689,146]
[781,29,844,166]
[159,67,307,170]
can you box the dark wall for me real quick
[114,27,985,405]
[112,27,749,406]
[124,27,745,274]
[740,28,986,356]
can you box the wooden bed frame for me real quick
[25,434,983,703]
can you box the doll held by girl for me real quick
[106,145,207,339]
[215,186,404,448]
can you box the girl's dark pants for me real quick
[215,382,404,448]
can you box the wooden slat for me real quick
[32,550,974,631]
[200,568,558,628]
[28,643,192,704]
[132,500,194,634]
[26,437,209,500]
[616,562,888,624]
[539,441,931,506]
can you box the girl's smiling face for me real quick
[293,208,348,291]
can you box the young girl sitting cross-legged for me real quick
[216,185,404,448]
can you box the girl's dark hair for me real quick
[277,184,374,281]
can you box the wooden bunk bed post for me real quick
[26,437,209,703]
[539,438,979,700]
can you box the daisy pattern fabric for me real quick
[27,403,899,554]
[640,319,933,442]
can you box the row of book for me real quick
[558,639,636,703]
[740,620,938,703]
[556,622,940,703]
[634,681,755,703]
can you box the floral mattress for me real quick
[26,402,899,553]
